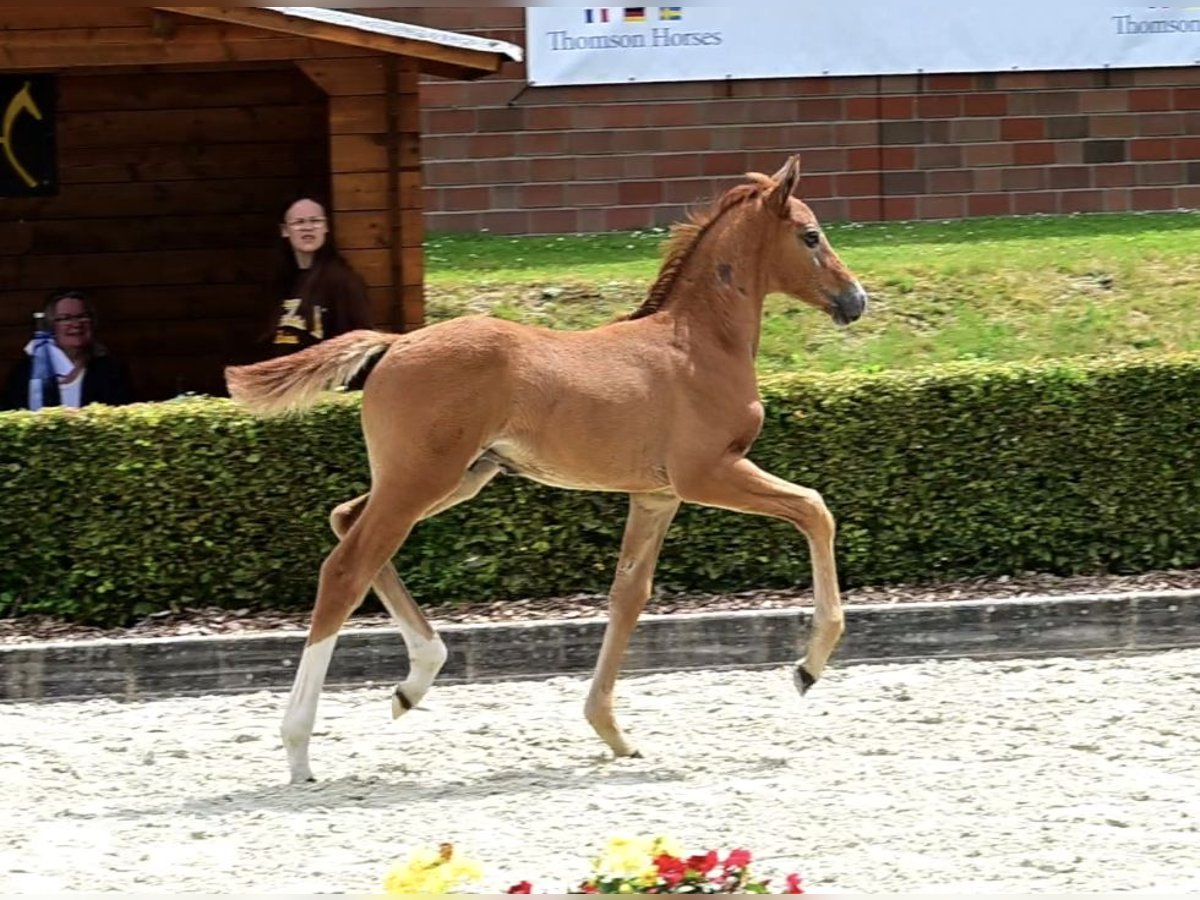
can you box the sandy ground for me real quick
[2,649,1198,895]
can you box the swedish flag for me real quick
[659,6,683,20]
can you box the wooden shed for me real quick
[0,7,521,401]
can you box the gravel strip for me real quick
[2,567,1198,645]
[3,649,1198,893]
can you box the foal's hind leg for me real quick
[281,477,461,784]
[677,457,843,695]
[420,452,504,521]
[329,456,503,718]
[330,494,446,720]
[585,492,680,757]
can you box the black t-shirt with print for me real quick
[272,271,324,352]
[270,264,370,357]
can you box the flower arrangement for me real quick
[383,836,804,895]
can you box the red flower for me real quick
[686,851,719,876]
[654,854,686,886]
[724,848,753,870]
[785,873,805,894]
[506,881,533,894]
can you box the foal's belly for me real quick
[486,439,672,495]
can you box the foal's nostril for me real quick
[853,287,869,318]
[833,283,868,324]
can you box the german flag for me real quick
[623,7,646,22]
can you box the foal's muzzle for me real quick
[830,281,869,326]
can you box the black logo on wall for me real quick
[1,74,57,197]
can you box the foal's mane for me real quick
[626,176,770,321]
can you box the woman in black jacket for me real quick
[264,197,372,357]
[1,289,134,411]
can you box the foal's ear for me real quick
[766,155,802,217]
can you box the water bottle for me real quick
[28,311,55,411]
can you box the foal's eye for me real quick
[802,230,820,249]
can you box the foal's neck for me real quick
[668,215,770,362]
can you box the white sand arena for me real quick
[2,648,1198,894]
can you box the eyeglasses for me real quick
[54,314,92,325]
[285,216,327,228]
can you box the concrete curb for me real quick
[3,589,1199,703]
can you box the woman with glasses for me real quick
[1,289,134,411]
[264,197,371,357]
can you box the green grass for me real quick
[423,211,1200,374]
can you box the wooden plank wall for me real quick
[0,65,330,401]
[298,56,424,333]
[395,58,426,333]
[0,8,430,403]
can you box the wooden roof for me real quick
[0,8,523,76]
[159,7,524,79]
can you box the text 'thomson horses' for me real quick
[225,156,869,783]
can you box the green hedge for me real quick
[2,353,1198,626]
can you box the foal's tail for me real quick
[225,329,402,415]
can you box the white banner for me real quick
[525,4,1200,87]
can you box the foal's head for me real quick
[749,155,868,326]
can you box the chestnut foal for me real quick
[225,156,868,783]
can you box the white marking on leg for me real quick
[280,635,336,784]
[392,630,447,718]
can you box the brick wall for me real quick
[383,8,1200,235]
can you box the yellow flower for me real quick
[649,835,684,859]
[383,843,483,895]
[594,835,655,879]
[593,834,685,885]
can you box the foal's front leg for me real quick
[585,492,680,757]
[677,457,844,693]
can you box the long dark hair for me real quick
[266,196,360,336]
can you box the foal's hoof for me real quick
[793,664,817,695]
[391,686,414,719]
